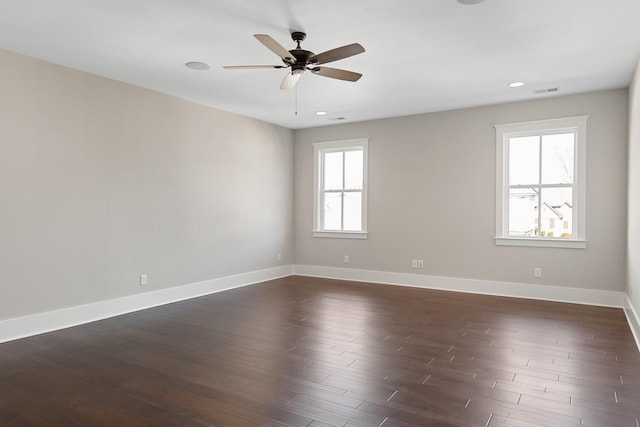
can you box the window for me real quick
[313,139,368,239]
[495,116,587,248]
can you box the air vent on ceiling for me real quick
[534,87,559,94]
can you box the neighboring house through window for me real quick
[495,116,587,248]
[313,138,368,239]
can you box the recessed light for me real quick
[315,111,327,116]
[185,61,210,71]
[457,0,486,4]
[508,81,525,88]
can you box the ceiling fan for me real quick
[223,32,365,89]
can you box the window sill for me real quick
[495,237,586,249]
[313,231,368,240]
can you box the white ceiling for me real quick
[1,0,639,129]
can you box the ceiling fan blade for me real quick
[223,65,286,69]
[311,66,362,82]
[254,34,295,63]
[280,72,302,90]
[310,43,365,65]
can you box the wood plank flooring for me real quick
[1,276,639,426]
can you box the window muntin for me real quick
[495,117,587,248]
[313,139,368,239]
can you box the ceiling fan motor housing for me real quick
[224,31,364,89]
[287,49,315,65]
[285,32,317,67]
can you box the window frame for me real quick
[313,138,369,239]
[495,116,588,249]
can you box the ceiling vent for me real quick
[534,88,559,94]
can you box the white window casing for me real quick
[495,116,587,249]
[313,138,369,239]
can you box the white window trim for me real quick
[313,138,369,239]
[495,116,587,249]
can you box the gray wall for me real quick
[629,59,640,314]
[0,44,632,325]
[0,48,294,321]
[294,90,628,292]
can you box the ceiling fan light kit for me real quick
[224,32,365,90]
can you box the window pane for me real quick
[540,187,573,238]
[343,192,362,231]
[323,192,342,230]
[509,188,538,237]
[344,150,363,190]
[541,133,574,184]
[509,136,540,185]
[324,152,343,190]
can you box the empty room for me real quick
[1,0,640,426]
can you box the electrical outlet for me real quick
[344,255,349,264]
[417,260,424,269]
[277,253,282,262]
[140,274,148,286]
[412,259,418,269]
[534,268,542,278]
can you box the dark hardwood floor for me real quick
[1,276,639,426]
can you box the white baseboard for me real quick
[624,295,640,351]
[0,265,293,344]
[292,264,627,308]
[3,264,635,351]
